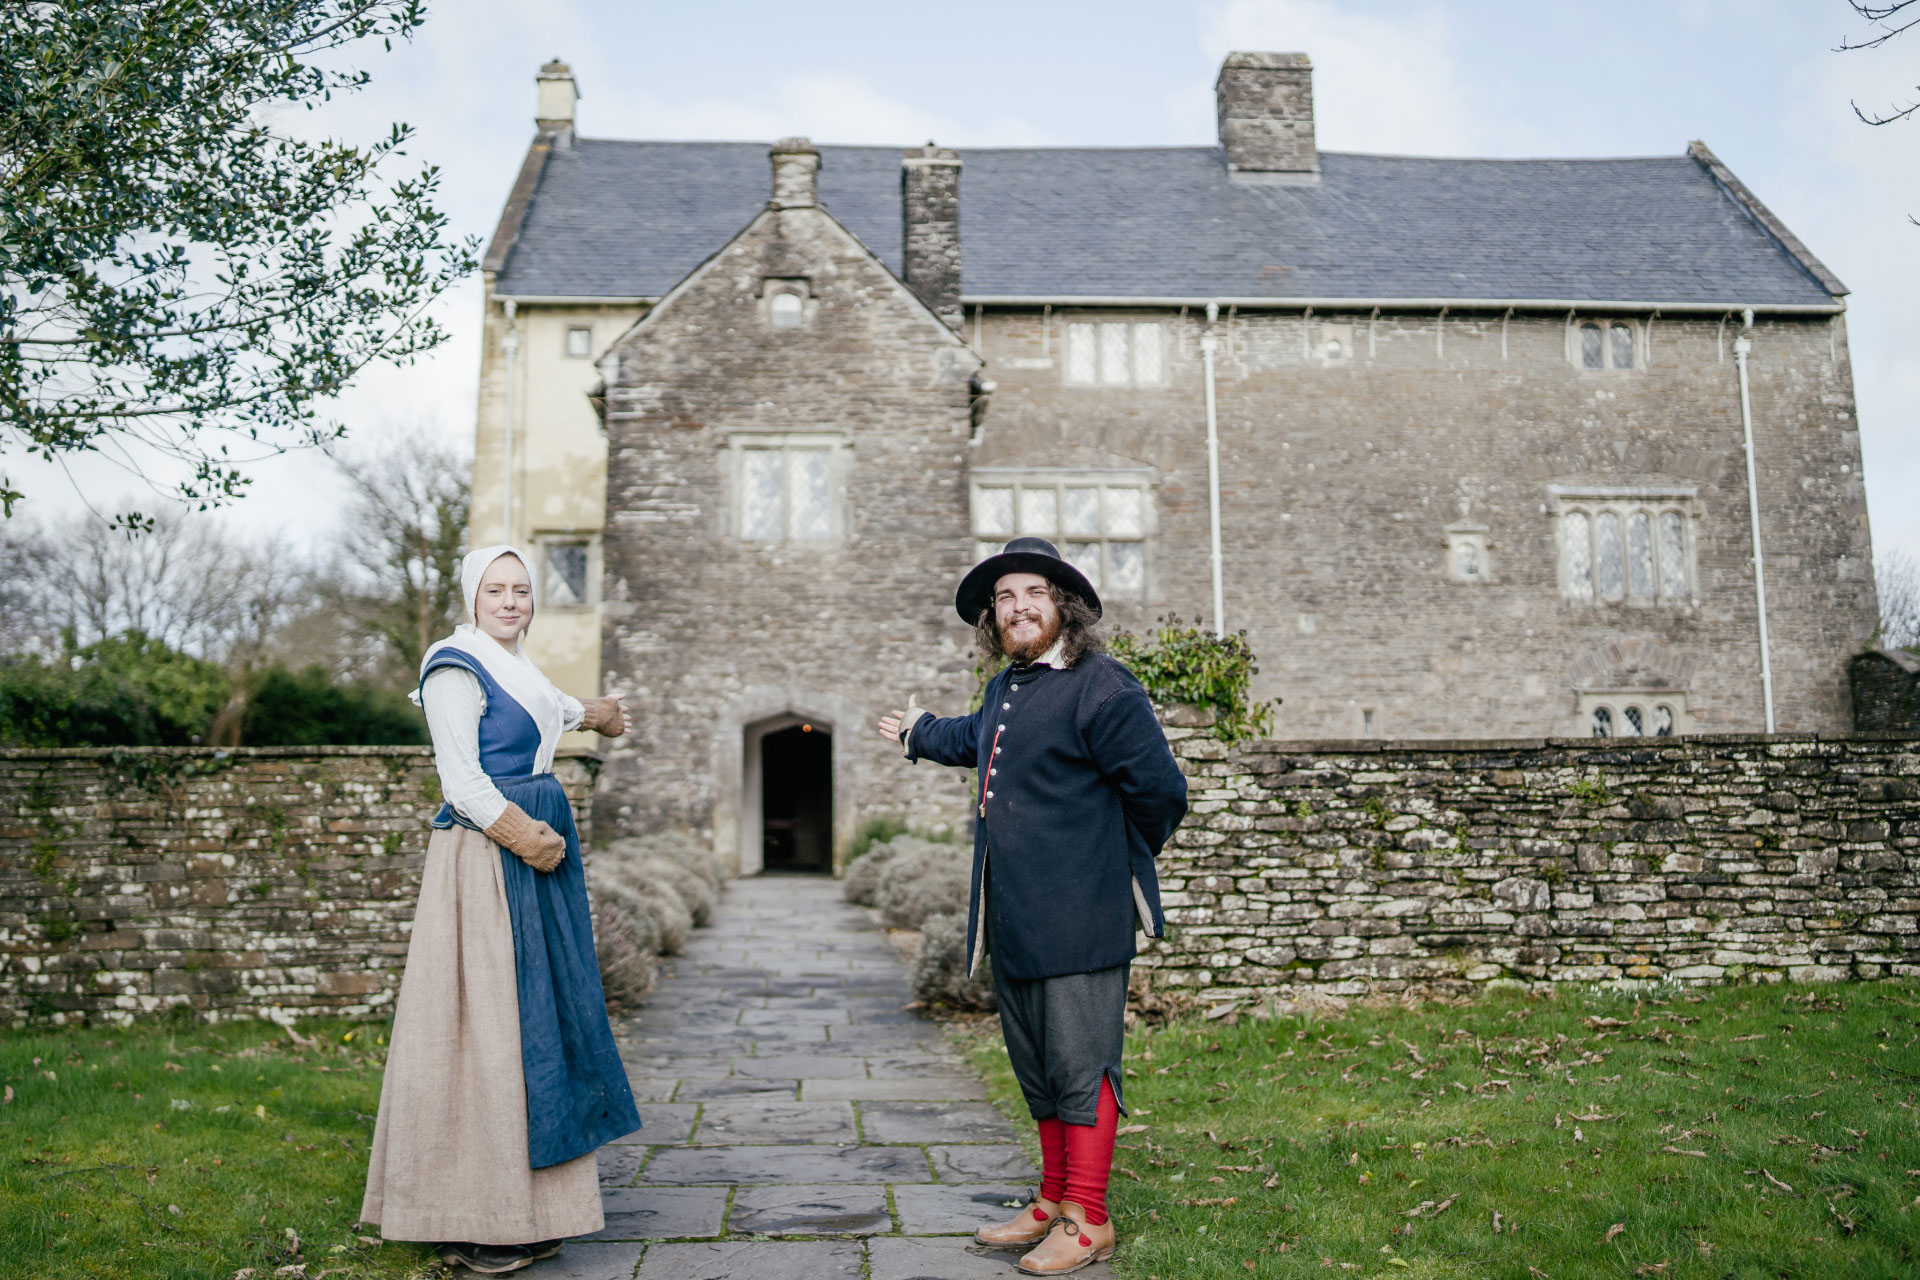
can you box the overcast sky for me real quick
[17,0,1919,564]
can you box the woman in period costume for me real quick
[361,545,641,1275]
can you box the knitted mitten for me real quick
[484,802,567,873]
[578,696,628,737]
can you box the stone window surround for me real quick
[532,530,601,610]
[1444,520,1490,584]
[1564,315,1643,372]
[1576,688,1692,738]
[564,325,593,358]
[1550,483,1698,606]
[758,277,815,329]
[971,466,1156,600]
[724,432,852,545]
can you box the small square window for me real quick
[1063,321,1165,386]
[1572,320,1638,371]
[565,327,592,358]
[770,292,805,328]
[737,439,842,544]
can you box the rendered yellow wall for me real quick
[471,282,647,741]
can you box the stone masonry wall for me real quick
[1142,721,1920,1000]
[0,747,596,1026]
[975,308,1875,739]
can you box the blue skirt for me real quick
[489,774,641,1168]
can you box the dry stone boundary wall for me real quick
[0,747,595,1027]
[1145,719,1920,1002]
[4,730,1918,1027]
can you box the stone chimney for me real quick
[769,137,820,209]
[536,58,578,138]
[901,144,963,331]
[1215,52,1318,176]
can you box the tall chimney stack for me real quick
[1215,52,1318,176]
[769,137,820,209]
[536,58,578,140]
[901,144,963,332]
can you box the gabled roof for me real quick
[490,139,1843,309]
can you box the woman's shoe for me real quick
[1016,1205,1116,1276]
[974,1198,1060,1247]
[524,1239,563,1260]
[437,1242,533,1274]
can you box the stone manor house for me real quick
[470,53,1879,874]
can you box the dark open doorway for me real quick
[761,723,832,872]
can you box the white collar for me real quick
[1036,638,1069,669]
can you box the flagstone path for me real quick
[527,873,1113,1280]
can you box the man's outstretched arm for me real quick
[876,696,980,767]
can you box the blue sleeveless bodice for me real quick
[417,646,641,1167]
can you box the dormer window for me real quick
[764,279,810,329]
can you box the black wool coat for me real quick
[904,652,1189,982]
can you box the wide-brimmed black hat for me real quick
[954,536,1102,625]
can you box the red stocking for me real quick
[1062,1076,1120,1226]
[1036,1116,1068,1203]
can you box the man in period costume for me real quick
[877,537,1188,1275]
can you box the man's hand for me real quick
[876,694,921,744]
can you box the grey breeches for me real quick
[991,961,1129,1125]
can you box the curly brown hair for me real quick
[973,581,1104,668]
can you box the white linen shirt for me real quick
[422,667,585,829]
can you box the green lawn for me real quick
[959,981,1920,1279]
[0,1016,438,1280]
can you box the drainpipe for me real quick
[501,299,520,544]
[1202,301,1226,636]
[1732,308,1775,732]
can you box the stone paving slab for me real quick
[727,1183,890,1235]
[671,1076,798,1100]
[929,1142,1041,1182]
[693,1098,857,1144]
[801,1075,986,1102]
[860,1101,1024,1144]
[634,1239,866,1280]
[576,1185,728,1240]
[892,1182,1037,1234]
[522,1240,646,1279]
[865,1235,1119,1280]
[641,1142,932,1185]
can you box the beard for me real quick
[999,609,1063,665]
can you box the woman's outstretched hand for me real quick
[581,694,632,738]
[876,694,920,744]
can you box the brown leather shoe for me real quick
[975,1197,1060,1247]
[1016,1203,1116,1275]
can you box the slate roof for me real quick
[491,140,1841,308]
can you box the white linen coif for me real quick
[413,544,579,781]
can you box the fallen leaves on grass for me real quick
[1181,1197,1238,1207]
[1400,1195,1457,1217]
[1604,1222,1625,1243]
[1661,1146,1708,1158]
[1761,1168,1794,1193]
[1116,1124,1149,1135]
[1490,1211,1503,1233]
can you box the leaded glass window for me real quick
[1658,512,1687,597]
[1019,488,1058,537]
[741,451,783,541]
[1622,705,1644,736]
[1651,705,1674,736]
[1610,323,1634,369]
[1580,323,1604,370]
[1591,706,1612,737]
[1063,321,1166,386]
[1558,498,1693,604]
[1563,511,1593,602]
[1063,488,1100,536]
[1627,512,1655,598]
[971,475,1152,599]
[1065,324,1098,384]
[974,487,1014,538]
[740,445,838,543]
[1594,512,1624,601]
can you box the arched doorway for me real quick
[749,720,833,873]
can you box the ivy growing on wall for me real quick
[1110,616,1277,743]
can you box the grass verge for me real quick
[1,1016,440,1280]
[959,980,1920,1279]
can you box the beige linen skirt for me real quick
[360,824,602,1244]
